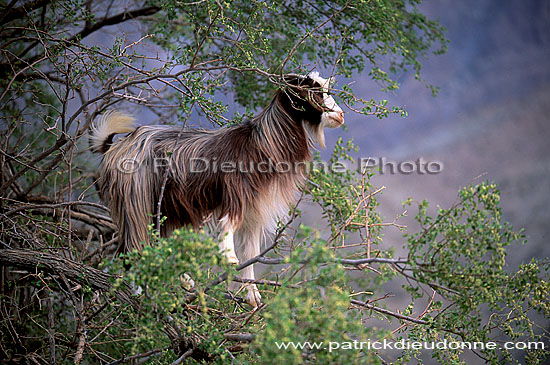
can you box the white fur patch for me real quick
[323,95,341,113]
[306,72,344,147]
[307,71,343,114]
[308,71,329,91]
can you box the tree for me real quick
[0,0,548,364]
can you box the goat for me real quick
[89,72,344,307]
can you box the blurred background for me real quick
[314,0,550,268]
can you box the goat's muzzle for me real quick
[326,110,344,127]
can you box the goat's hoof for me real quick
[131,283,143,296]
[179,273,195,290]
[226,254,239,265]
[245,286,262,308]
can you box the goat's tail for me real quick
[89,111,136,153]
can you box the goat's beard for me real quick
[303,115,341,148]
[303,121,326,148]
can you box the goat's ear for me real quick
[293,86,325,112]
[282,74,325,112]
[308,91,326,112]
[294,84,311,100]
[283,74,305,86]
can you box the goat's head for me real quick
[281,72,344,146]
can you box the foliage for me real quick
[0,0,548,364]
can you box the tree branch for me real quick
[0,248,138,309]
[350,299,429,325]
[0,0,50,26]
[70,6,161,42]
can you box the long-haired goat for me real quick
[90,72,344,306]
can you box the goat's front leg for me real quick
[219,217,239,265]
[236,227,262,308]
